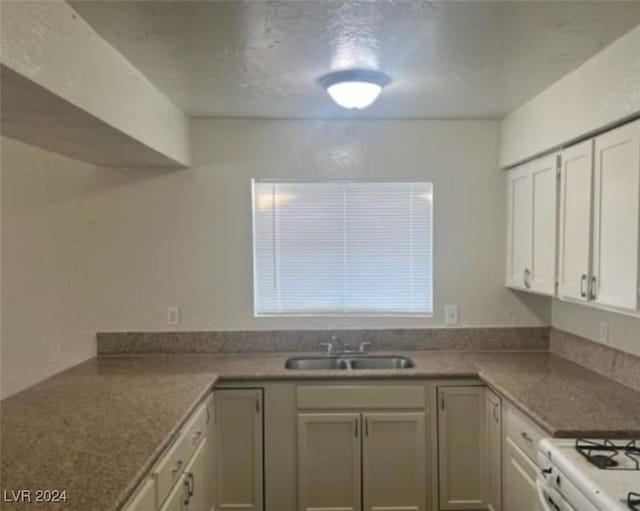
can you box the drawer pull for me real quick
[187,472,195,497]
[171,460,183,475]
[183,479,190,506]
[521,431,533,443]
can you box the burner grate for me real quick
[629,492,640,511]
[575,439,640,471]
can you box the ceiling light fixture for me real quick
[320,69,391,110]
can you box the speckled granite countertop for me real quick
[2,351,639,511]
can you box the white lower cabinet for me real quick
[215,389,263,511]
[124,478,157,511]
[362,412,426,511]
[502,438,537,511]
[297,413,361,511]
[437,386,487,510]
[486,390,502,511]
[297,411,427,511]
[159,475,189,511]
[124,397,213,511]
[183,439,209,511]
[502,403,545,511]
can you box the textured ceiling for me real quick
[68,1,640,119]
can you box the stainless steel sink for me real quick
[348,356,415,369]
[284,357,350,370]
[284,355,414,370]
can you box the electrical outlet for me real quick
[167,306,180,326]
[444,305,459,325]
[599,321,609,344]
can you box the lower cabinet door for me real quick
[438,386,488,510]
[503,437,537,511]
[185,438,208,511]
[297,413,361,511]
[362,412,426,511]
[215,389,263,511]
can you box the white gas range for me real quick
[537,438,640,511]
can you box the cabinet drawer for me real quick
[296,385,425,409]
[154,403,208,506]
[504,404,546,462]
[123,477,155,511]
[159,473,188,511]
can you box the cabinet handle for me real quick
[521,431,533,443]
[365,418,369,437]
[440,394,445,411]
[188,472,195,497]
[590,276,597,299]
[355,420,358,437]
[492,403,499,423]
[171,459,183,475]
[192,430,202,444]
[580,274,587,298]
[183,479,191,506]
[524,268,531,289]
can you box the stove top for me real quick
[576,439,640,471]
[538,438,640,511]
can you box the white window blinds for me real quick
[252,180,433,316]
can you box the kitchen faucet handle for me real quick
[358,342,371,353]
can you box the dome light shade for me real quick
[327,81,382,110]
[320,69,391,110]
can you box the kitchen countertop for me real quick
[1,350,639,511]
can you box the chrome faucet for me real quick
[321,336,371,355]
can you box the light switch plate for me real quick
[167,306,180,326]
[444,305,459,325]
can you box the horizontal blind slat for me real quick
[253,180,433,315]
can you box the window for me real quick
[252,180,433,316]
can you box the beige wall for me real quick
[1,137,102,398]
[552,300,640,357]
[499,24,640,167]
[1,120,552,397]
[93,118,548,332]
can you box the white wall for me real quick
[552,300,640,357]
[499,24,640,167]
[1,137,102,398]
[96,119,548,331]
[0,0,190,167]
[1,120,551,397]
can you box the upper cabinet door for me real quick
[558,140,594,301]
[297,413,362,511]
[362,412,426,511]
[506,164,532,290]
[592,119,640,311]
[529,154,559,295]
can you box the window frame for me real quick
[251,178,434,318]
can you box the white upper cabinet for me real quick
[529,154,558,294]
[506,164,533,290]
[506,153,558,295]
[509,118,640,315]
[558,140,594,301]
[592,120,640,311]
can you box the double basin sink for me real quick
[285,355,415,370]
